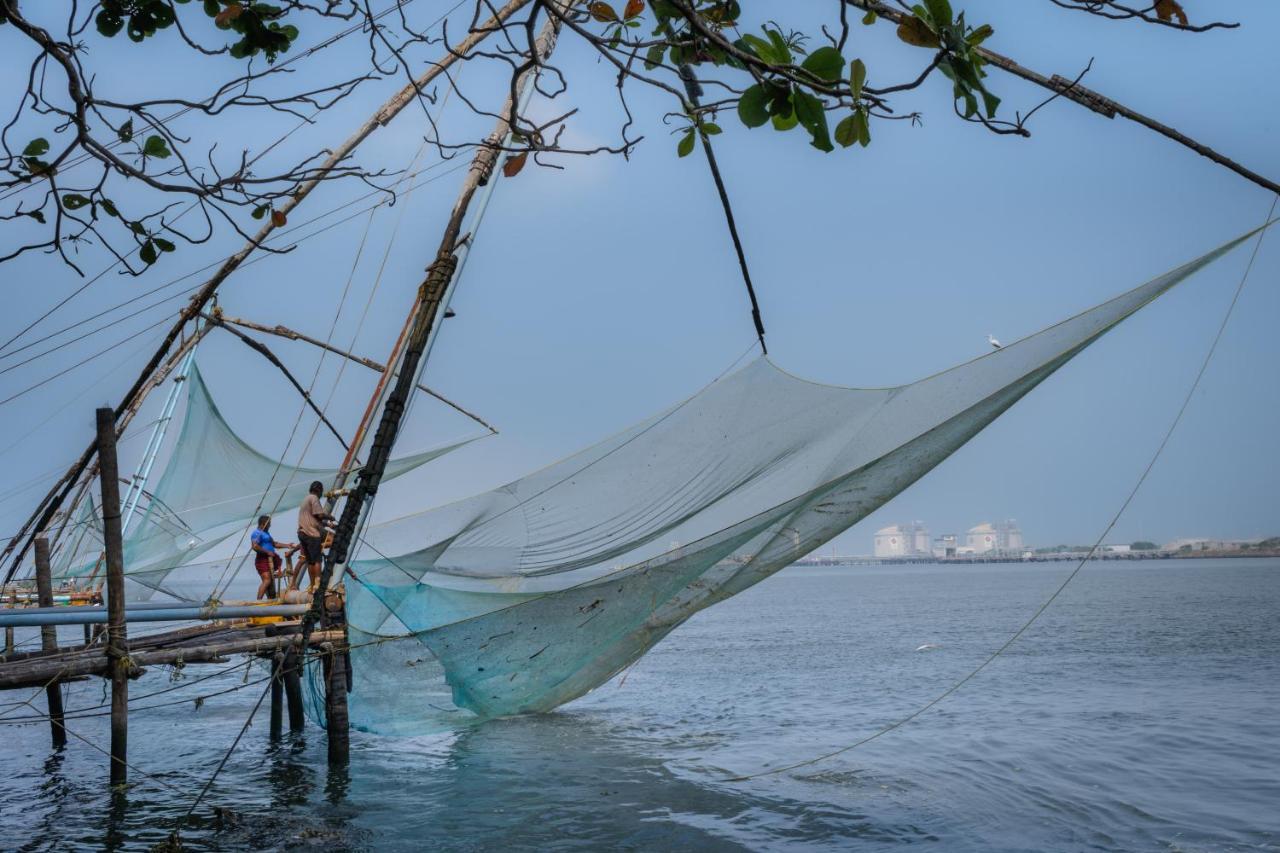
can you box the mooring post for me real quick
[3,626,12,656]
[282,644,305,732]
[83,623,91,646]
[325,643,349,765]
[34,537,67,749]
[96,407,129,787]
[269,650,284,739]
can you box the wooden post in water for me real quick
[325,643,349,765]
[96,407,129,787]
[283,644,305,732]
[3,626,12,657]
[33,537,67,748]
[269,651,284,739]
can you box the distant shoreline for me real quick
[797,550,1280,567]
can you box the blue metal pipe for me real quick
[0,604,306,627]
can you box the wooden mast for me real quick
[305,4,575,636]
[0,0,536,584]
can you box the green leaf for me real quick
[27,210,46,224]
[854,108,870,146]
[765,28,792,64]
[700,122,722,135]
[61,193,90,210]
[923,0,953,27]
[139,240,158,265]
[143,135,171,159]
[849,58,866,101]
[861,10,876,25]
[737,84,770,128]
[96,8,124,37]
[677,130,695,157]
[981,90,1001,118]
[130,220,147,235]
[203,0,219,16]
[154,237,176,253]
[118,119,133,143]
[801,46,844,83]
[771,110,799,132]
[644,44,665,70]
[251,203,269,220]
[834,115,858,148]
[101,199,119,218]
[740,33,779,64]
[23,138,49,157]
[966,24,994,46]
[792,90,832,152]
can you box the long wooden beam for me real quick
[0,0,535,584]
[0,628,344,691]
[217,313,497,433]
[845,0,1280,195]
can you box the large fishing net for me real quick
[332,229,1261,731]
[53,363,476,597]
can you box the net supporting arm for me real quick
[676,61,768,355]
[215,313,497,433]
[200,312,350,451]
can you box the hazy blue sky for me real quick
[1,1,1276,557]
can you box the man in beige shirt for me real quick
[293,480,334,591]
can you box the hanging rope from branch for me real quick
[678,63,768,355]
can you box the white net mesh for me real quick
[334,229,1258,728]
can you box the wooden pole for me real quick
[3,626,12,657]
[325,644,349,765]
[33,537,67,749]
[283,644,305,732]
[0,0,535,586]
[306,4,574,644]
[269,651,284,740]
[96,407,129,787]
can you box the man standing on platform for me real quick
[294,480,335,592]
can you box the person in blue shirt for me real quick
[250,514,295,600]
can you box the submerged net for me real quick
[333,229,1262,731]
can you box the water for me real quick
[2,558,1277,851]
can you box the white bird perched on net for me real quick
[987,334,1003,349]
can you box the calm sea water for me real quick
[1,558,1277,851]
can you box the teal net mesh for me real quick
[56,362,477,598]
[329,232,1257,730]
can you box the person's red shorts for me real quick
[255,553,282,575]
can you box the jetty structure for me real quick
[0,0,1275,824]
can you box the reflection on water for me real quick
[2,559,1278,851]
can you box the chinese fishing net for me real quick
[326,226,1268,733]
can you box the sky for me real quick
[0,1,1277,559]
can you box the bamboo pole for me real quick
[310,6,575,629]
[215,313,496,432]
[33,537,67,749]
[0,0,535,585]
[96,407,129,787]
[2,327,210,582]
[845,0,1280,196]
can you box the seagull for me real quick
[987,334,1003,350]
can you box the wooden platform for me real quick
[0,619,342,691]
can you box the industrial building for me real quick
[965,520,1024,555]
[873,521,930,557]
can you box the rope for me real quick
[678,64,768,355]
[208,67,464,602]
[727,196,1278,781]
